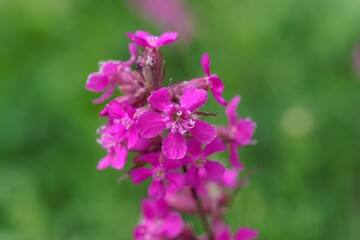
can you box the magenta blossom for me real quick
[134,198,184,240]
[127,30,178,48]
[96,125,128,170]
[85,43,137,104]
[213,220,259,240]
[130,152,185,199]
[201,53,227,106]
[185,139,226,186]
[137,86,217,159]
[222,96,256,169]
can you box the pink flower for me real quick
[201,53,227,106]
[213,220,259,240]
[134,198,184,239]
[224,96,256,169]
[96,125,128,170]
[85,43,138,104]
[130,152,185,199]
[96,100,140,170]
[127,30,178,48]
[137,87,217,159]
[185,139,226,186]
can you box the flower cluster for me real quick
[86,30,258,240]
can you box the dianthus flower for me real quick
[137,86,216,159]
[127,30,178,48]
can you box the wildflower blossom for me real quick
[130,152,185,199]
[127,30,178,48]
[137,86,216,159]
[85,43,137,104]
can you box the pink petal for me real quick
[222,169,240,189]
[226,96,241,126]
[92,84,115,104]
[190,120,216,144]
[180,86,208,112]
[216,226,232,240]
[166,172,185,190]
[162,132,187,159]
[127,127,138,149]
[138,152,161,167]
[141,199,155,220]
[185,166,198,186]
[148,88,173,112]
[160,212,184,238]
[130,167,153,184]
[209,76,227,106]
[148,180,166,199]
[235,227,259,240]
[203,139,227,157]
[157,32,178,47]
[96,153,112,170]
[230,143,245,170]
[137,111,167,138]
[85,73,108,92]
[100,61,119,75]
[126,43,137,65]
[105,100,126,118]
[186,139,202,157]
[201,53,210,77]
[110,146,127,170]
[235,118,256,146]
[133,225,147,240]
[204,160,225,181]
[127,31,150,47]
[135,30,152,39]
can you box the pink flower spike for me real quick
[127,30,178,48]
[235,227,259,240]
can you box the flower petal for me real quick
[230,143,245,170]
[130,167,153,184]
[159,212,184,238]
[226,95,240,126]
[222,169,240,189]
[203,139,226,157]
[138,152,161,167]
[157,32,178,47]
[127,126,139,149]
[190,120,216,144]
[209,76,227,106]
[85,73,108,92]
[110,146,127,170]
[127,31,150,47]
[162,132,187,159]
[137,111,167,138]
[205,160,225,181]
[235,118,256,146]
[96,153,112,170]
[180,86,208,112]
[100,61,119,75]
[166,172,185,191]
[201,53,210,77]
[235,227,259,240]
[186,139,202,157]
[92,84,115,104]
[148,88,173,112]
[148,180,166,199]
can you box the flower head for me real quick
[85,43,138,104]
[127,30,178,48]
[134,198,184,239]
[130,152,185,199]
[137,86,217,159]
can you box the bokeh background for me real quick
[1,0,360,239]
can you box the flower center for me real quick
[168,109,195,135]
[194,157,206,168]
[153,167,166,181]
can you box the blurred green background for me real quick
[1,0,360,239]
